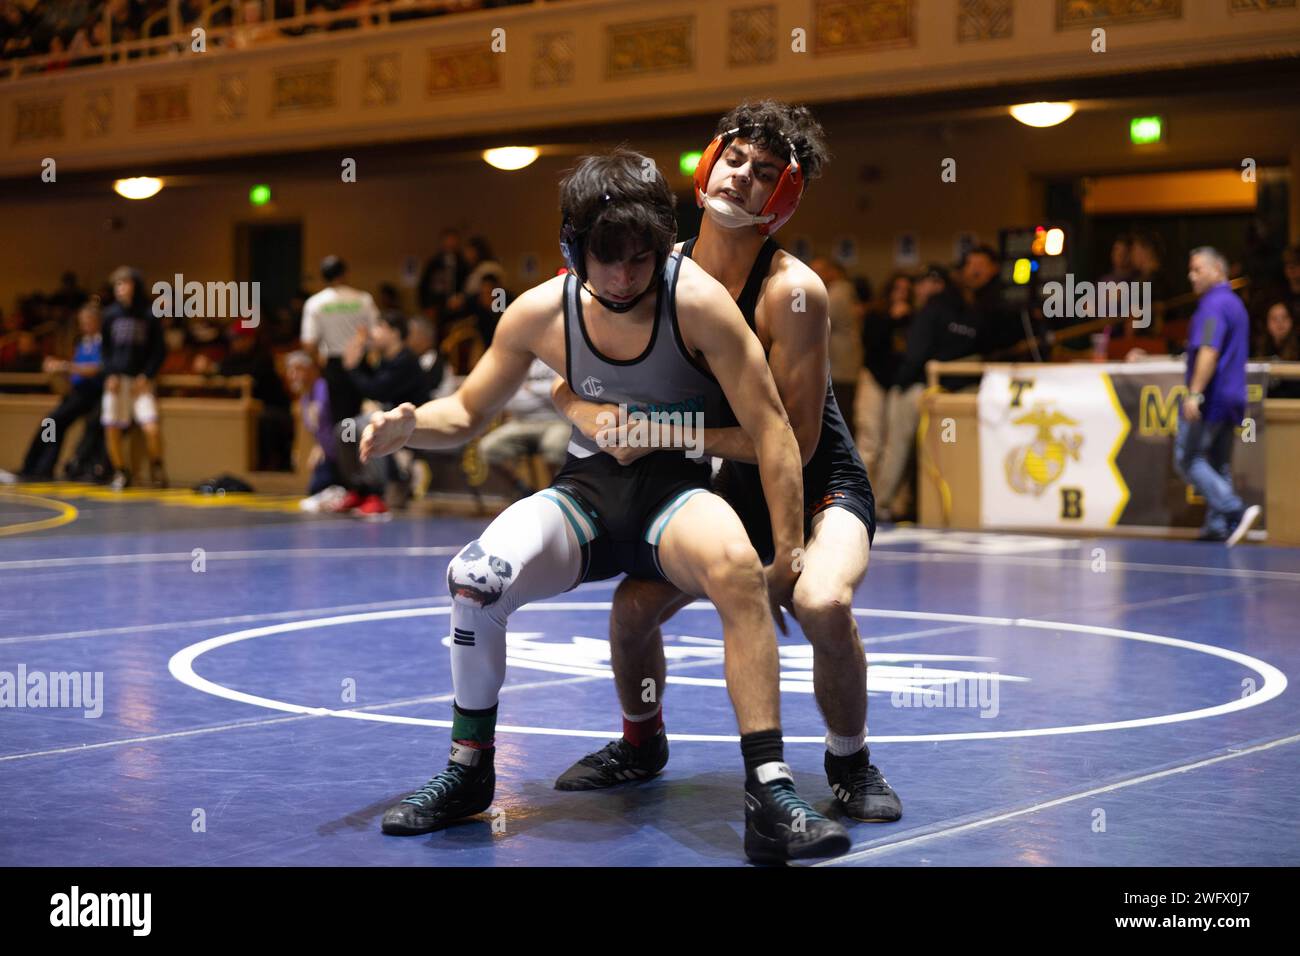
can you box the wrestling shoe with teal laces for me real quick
[743,762,851,864]
[381,746,495,835]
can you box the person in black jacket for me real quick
[197,323,295,471]
[100,266,166,490]
[332,310,426,518]
[20,301,106,481]
[857,271,912,476]
[417,229,468,336]
[873,264,979,519]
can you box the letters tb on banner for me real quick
[979,364,1129,530]
[978,361,1266,531]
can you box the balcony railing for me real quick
[1,0,537,81]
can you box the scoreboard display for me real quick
[999,224,1070,313]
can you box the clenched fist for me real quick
[360,403,417,463]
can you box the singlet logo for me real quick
[581,376,605,398]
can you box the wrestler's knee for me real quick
[611,577,680,644]
[793,576,854,641]
[447,539,515,609]
[702,540,765,605]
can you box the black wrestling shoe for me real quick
[554,729,669,791]
[826,748,903,822]
[381,746,495,835]
[744,762,851,864]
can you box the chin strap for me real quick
[701,193,776,231]
[583,280,655,314]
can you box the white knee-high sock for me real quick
[447,492,585,711]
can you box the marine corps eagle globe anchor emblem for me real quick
[1004,404,1084,496]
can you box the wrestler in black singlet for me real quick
[681,236,876,564]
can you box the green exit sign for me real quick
[1130,116,1163,145]
[679,151,703,176]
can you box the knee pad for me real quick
[447,540,515,608]
[133,391,158,426]
[101,379,129,429]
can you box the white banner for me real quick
[978,364,1131,529]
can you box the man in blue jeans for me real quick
[1176,247,1260,546]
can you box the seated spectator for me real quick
[460,237,504,301]
[402,314,463,500]
[42,33,70,71]
[1,330,42,373]
[67,23,97,67]
[196,323,295,470]
[231,1,278,48]
[469,270,510,346]
[345,312,426,409]
[432,237,511,350]
[406,315,448,402]
[0,306,24,368]
[479,356,569,499]
[378,282,402,313]
[288,350,345,510]
[1256,300,1300,399]
[188,317,227,367]
[331,311,427,518]
[1,2,34,58]
[157,324,196,375]
[19,302,106,480]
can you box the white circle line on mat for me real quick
[167,604,1286,743]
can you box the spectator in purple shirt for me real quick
[1176,247,1259,546]
[286,349,343,509]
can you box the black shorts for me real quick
[547,449,712,583]
[714,458,876,566]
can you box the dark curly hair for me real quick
[714,100,831,182]
[558,147,677,270]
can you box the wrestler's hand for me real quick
[361,402,416,462]
[764,560,800,636]
[550,378,623,444]
[594,422,654,466]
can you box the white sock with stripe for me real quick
[826,729,866,758]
